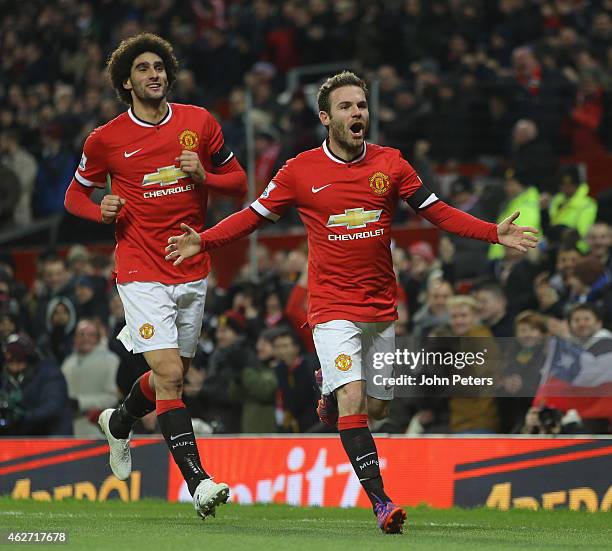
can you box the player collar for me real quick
[322,139,367,164]
[128,103,173,127]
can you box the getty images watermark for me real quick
[372,346,492,388]
[365,336,532,398]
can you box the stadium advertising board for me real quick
[2,437,611,510]
[0,440,167,501]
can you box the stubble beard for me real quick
[328,117,367,157]
[133,80,168,107]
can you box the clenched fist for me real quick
[100,194,126,224]
[176,150,206,183]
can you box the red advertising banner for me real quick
[2,436,611,511]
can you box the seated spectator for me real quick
[37,296,77,364]
[566,71,607,156]
[0,129,37,225]
[430,296,500,433]
[0,313,20,345]
[0,254,28,307]
[548,245,583,298]
[566,256,612,325]
[529,304,612,433]
[61,318,119,436]
[32,124,76,218]
[489,246,541,314]
[545,166,597,240]
[0,269,26,331]
[230,284,264,343]
[534,272,566,319]
[27,255,75,336]
[0,333,72,436]
[586,222,612,272]
[444,176,490,280]
[488,169,541,260]
[194,310,256,433]
[412,279,454,339]
[262,289,287,329]
[271,326,318,433]
[66,244,92,278]
[497,311,548,433]
[73,275,109,322]
[401,241,440,316]
[510,119,557,193]
[472,281,514,337]
[229,329,279,433]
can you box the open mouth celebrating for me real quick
[349,121,364,139]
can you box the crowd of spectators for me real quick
[1,0,612,436]
[1,0,612,225]
[1,217,612,436]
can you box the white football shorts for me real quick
[312,319,395,400]
[116,279,207,357]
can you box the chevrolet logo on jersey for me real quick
[327,208,382,229]
[142,166,189,187]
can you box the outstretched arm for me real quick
[165,207,266,266]
[398,153,537,252]
[420,201,538,252]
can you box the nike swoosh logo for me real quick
[170,432,191,441]
[124,148,143,158]
[312,184,332,193]
[356,452,376,462]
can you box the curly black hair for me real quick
[107,33,178,105]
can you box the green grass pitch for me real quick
[0,498,610,550]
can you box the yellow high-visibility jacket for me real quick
[489,186,541,260]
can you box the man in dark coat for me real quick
[0,333,72,436]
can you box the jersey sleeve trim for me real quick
[251,200,280,222]
[74,171,106,188]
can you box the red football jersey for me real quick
[74,103,233,284]
[251,141,438,325]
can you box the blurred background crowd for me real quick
[1,0,612,437]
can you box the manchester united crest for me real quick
[335,354,353,372]
[179,129,199,150]
[369,171,390,196]
[139,323,155,340]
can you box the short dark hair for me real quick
[107,33,178,105]
[42,255,67,270]
[558,244,581,255]
[268,325,301,348]
[317,71,368,114]
[559,165,580,187]
[472,280,506,300]
[567,303,602,322]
